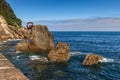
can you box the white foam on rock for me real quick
[99,57,114,63]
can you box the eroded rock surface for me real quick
[0,15,31,41]
[48,42,71,62]
[16,40,29,52]
[16,25,54,53]
[82,54,103,66]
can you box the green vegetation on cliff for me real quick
[0,0,21,27]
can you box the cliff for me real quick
[0,0,21,27]
[0,15,30,41]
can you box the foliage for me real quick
[0,0,21,27]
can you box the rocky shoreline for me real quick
[0,14,105,65]
[0,14,71,63]
[0,15,31,41]
[15,25,71,62]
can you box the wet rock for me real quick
[48,42,71,62]
[82,54,103,66]
[16,25,54,53]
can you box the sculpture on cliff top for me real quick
[26,22,35,30]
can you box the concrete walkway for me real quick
[0,54,29,80]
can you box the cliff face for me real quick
[0,15,30,41]
[0,0,21,27]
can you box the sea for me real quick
[0,31,120,80]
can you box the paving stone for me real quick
[0,54,29,80]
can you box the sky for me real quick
[6,0,120,31]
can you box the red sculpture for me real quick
[26,22,35,30]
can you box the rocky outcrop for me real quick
[16,26,71,62]
[0,15,31,41]
[82,54,103,66]
[0,15,14,40]
[48,42,70,62]
[16,40,29,52]
[16,25,54,53]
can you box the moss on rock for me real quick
[0,0,21,27]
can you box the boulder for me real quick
[16,25,54,53]
[48,42,70,62]
[15,40,29,52]
[29,25,51,52]
[82,54,103,66]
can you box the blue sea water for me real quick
[53,31,120,59]
[0,32,120,80]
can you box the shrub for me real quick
[0,0,21,27]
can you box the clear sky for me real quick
[6,0,120,21]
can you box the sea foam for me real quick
[29,55,48,62]
[99,57,114,63]
[70,51,83,56]
[29,55,40,60]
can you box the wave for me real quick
[70,51,83,56]
[29,55,48,62]
[99,58,114,63]
[70,52,116,63]
[29,55,41,60]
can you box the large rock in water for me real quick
[82,54,103,66]
[48,42,71,62]
[16,25,54,52]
